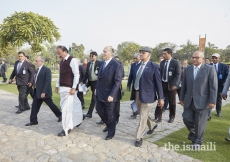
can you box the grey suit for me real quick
[180,63,218,144]
[222,70,230,95]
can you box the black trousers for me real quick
[96,101,116,137]
[87,81,97,115]
[28,87,34,99]
[17,85,30,111]
[77,91,85,109]
[1,72,7,82]
[163,82,176,118]
[30,89,62,122]
[115,101,120,122]
[216,92,222,113]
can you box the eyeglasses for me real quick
[90,55,95,58]
[191,57,201,60]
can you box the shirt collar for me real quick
[105,57,113,64]
[38,64,44,70]
[63,54,70,61]
[214,62,219,66]
[194,63,202,69]
[19,59,25,63]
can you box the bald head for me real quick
[192,51,204,66]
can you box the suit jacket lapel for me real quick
[101,59,113,75]
[194,63,205,81]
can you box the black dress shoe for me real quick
[164,107,169,110]
[76,123,81,127]
[225,137,230,142]
[96,120,104,125]
[188,132,195,140]
[207,116,211,121]
[25,122,38,126]
[154,119,162,123]
[84,114,92,118]
[15,106,19,108]
[105,135,113,140]
[135,138,143,147]
[191,144,201,150]
[58,116,62,122]
[130,114,137,119]
[16,109,23,114]
[168,118,174,123]
[147,124,158,134]
[25,108,30,111]
[103,126,108,132]
[83,115,85,120]
[58,129,71,136]
[216,113,221,117]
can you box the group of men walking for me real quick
[6,45,230,149]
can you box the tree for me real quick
[0,11,60,53]
[0,44,18,64]
[204,42,220,59]
[176,40,198,61]
[116,42,141,65]
[70,43,85,60]
[151,42,177,62]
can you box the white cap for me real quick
[212,53,220,58]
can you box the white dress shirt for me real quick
[35,64,43,84]
[56,55,80,92]
[213,62,219,72]
[193,63,202,79]
[104,57,113,68]
[162,58,171,82]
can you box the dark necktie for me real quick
[17,61,22,74]
[163,60,168,81]
[214,64,218,73]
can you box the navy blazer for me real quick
[210,62,229,92]
[138,61,164,103]
[128,62,141,100]
[96,58,123,102]
[10,60,34,86]
[34,66,52,99]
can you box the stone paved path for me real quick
[0,89,229,162]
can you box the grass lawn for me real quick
[154,103,230,162]
[0,81,131,110]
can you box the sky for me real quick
[1,0,230,54]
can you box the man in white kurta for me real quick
[55,46,83,136]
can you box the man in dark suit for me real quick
[180,51,217,149]
[127,53,141,118]
[95,46,123,140]
[9,52,34,114]
[25,56,62,126]
[1,60,7,82]
[77,61,86,109]
[210,53,229,117]
[134,47,164,147]
[155,48,181,123]
[25,55,35,99]
[81,51,102,119]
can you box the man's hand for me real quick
[157,99,164,108]
[70,88,76,95]
[127,86,130,91]
[180,101,184,107]
[172,86,177,91]
[41,93,46,98]
[108,96,114,102]
[55,87,59,94]
[209,103,215,109]
[222,94,227,100]
[8,79,12,84]
[27,82,32,87]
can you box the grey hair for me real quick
[134,53,140,57]
[193,51,204,57]
[36,56,45,62]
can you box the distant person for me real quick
[82,58,88,69]
[114,56,124,124]
[127,53,141,119]
[81,51,102,119]
[25,56,62,126]
[177,60,188,100]
[134,47,164,147]
[210,53,229,117]
[1,60,7,83]
[55,46,83,136]
[95,46,123,140]
[205,58,210,64]
[9,52,34,114]
[25,55,35,98]
[77,59,86,109]
[180,51,217,150]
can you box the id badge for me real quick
[23,68,26,75]
[219,74,223,79]
[95,69,98,75]
[169,71,172,76]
